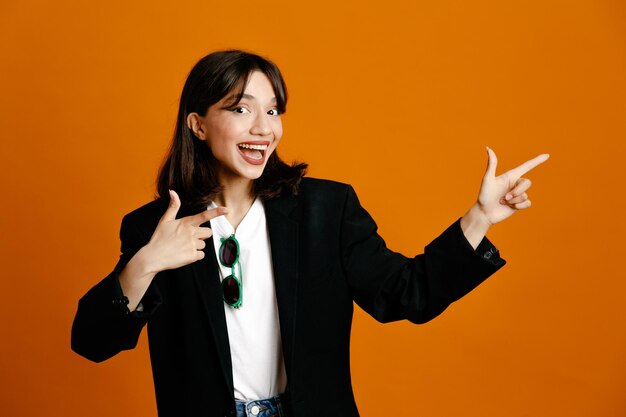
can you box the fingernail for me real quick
[505,193,512,200]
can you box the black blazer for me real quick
[72,178,505,417]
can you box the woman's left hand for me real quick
[476,147,550,226]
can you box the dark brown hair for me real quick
[156,50,307,210]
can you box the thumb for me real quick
[161,189,181,222]
[484,146,498,178]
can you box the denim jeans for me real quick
[235,395,286,417]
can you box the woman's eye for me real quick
[267,109,280,116]
[232,107,250,114]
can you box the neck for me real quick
[214,175,256,231]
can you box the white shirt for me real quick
[208,198,287,400]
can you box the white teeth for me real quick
[238,143,268,150]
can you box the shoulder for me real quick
[120,198,169,238]
[298,177,354,198]
[124,198,168,221]
[297,177,363,208]
[265,177,356,218]
[288,177,362,216]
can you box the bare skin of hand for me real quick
[461,147,550,249]
[119,190,228,310]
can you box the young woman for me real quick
[72,50,549,417]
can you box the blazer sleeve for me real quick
[340,185,506,324]
[71,213,163,363]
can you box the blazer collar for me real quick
[170,203,232,395]
[264,194,299,380]
[186,210,234,395]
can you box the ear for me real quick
[186,112,206,140]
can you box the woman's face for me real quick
[188,71,283,184]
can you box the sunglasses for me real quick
[219,234,243,308]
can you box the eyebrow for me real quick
[226,93,277,103]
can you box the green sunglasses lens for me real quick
[219,235,242,308]
[222,275,241,306]
[219,237,238,267]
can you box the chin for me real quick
[228,163,267,182]
[244,166,268,181]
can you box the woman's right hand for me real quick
[119,190,227,311]
[142,190,228,273]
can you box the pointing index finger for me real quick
[186,206,229,226]
[506,153,550,179]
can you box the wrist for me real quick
[134,244,162,276]
[120,246,158,287]
[460,203,492,250]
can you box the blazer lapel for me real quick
[264,195,299,380]
[179,205,235,396]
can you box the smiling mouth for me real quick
[238,143,268,161]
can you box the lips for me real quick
[237,141,270,165]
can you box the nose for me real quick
[250,112,271,136]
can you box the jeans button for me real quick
[250,405,260,415]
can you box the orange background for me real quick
[1,1,625,416]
